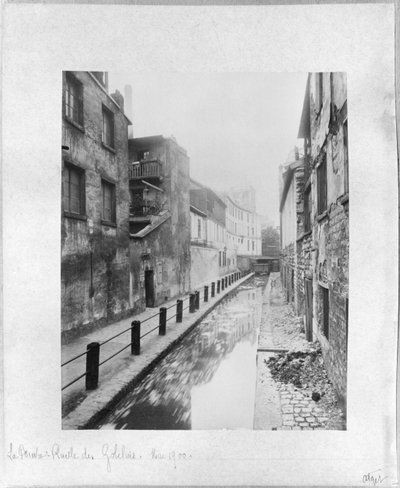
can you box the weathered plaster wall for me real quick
[128,137,191,308]
[61,72,131,342]
[190,245,219,288]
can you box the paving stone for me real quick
[294,416,305,422]
[282,405,294,413]
[305,416,315,422]
[283,420,295,427]
[282,413,294,421]
[299,422,309,427]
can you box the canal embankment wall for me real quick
[62,272,255,430]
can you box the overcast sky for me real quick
[109,72,307,226]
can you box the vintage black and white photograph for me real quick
[61,71,348,431]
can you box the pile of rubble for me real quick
[267,344,346,430]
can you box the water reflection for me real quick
[98,277,267,430]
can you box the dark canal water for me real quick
[97,276,267,430]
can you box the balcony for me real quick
[130,194,164,217]
[129,159,162,180]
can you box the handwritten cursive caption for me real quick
[362,469,388,486]
[6,443,192,473]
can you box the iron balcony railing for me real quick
[129,159,162,180]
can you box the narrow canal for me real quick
[97,276,268,430]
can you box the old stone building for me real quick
[128,135,191,308]
[279,150,304,307]
[190,179,236,287]
[281,72,349,407]
[61,71,132,342]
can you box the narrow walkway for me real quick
[254,273,331,430]
[253,274,282,429]
[62,272,253,429]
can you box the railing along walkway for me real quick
[61,271,252,411]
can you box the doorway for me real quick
[145,269,155,308]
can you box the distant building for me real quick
[280,72,349,408]
[229,185,256,213]
[190,179,236,287]
[279,152,304,305]
[225,196,262,257]
[128,135,191,308]
[61,71,132,342]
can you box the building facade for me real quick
[61,71,132,342]
[128,135,191,309]
[280,72,349,407]
[225,196,262,257]
[190,179,236,287]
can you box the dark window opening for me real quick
[63,163,85,216]
[137,150,150,161]
[102,107,115,148]
[65,73,83,126]
[320,286,329,340]
[304,186,312,232]
[343,119,349,195]
[316,72,324,113]
[102,179,116,223]
[317,154,327,215]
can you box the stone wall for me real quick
[61,72,131,342]
[308,72,349,405]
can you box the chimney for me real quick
[124,84,134,138]
[111,90,124,112]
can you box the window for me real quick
[252,241,255,251]
[320,286,329,340]
[65,73,83,126]
[102,106,114,148]
[315,73,324,113]
[138,150,150,161]
[317,153,327,215]
[198,218,202,239]
[63,163,85,216]
[102,179,116,224]
[343,119,349,195]
[304,185,312,232]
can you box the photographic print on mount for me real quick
[61,71,348,431]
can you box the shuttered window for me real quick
[102,179,116,223]
[65,73,83,126]
[63,163,85,216]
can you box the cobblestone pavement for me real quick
[255,272,345,431]
[276,382,329,430]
